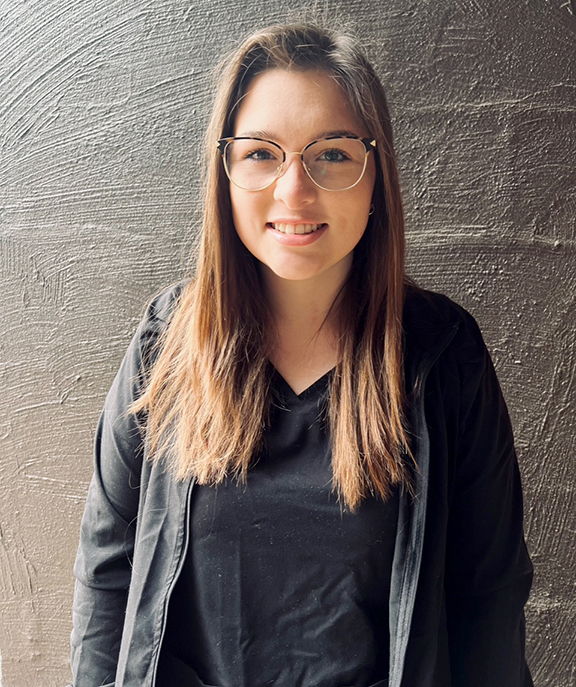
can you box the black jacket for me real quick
[70,284,533,687]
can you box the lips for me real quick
[268,222,326,235]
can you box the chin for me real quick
[273,268,323,282]
[260,260,325,284]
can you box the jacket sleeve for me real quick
[443,313,534,687]
[70,286,179,687]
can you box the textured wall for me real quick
[0,1,574,685]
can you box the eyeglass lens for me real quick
[224,138,368,191]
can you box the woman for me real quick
[70,21,534,687]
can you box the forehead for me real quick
[233,69,367,144]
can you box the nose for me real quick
[272,152,317,207]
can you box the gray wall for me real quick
[1,1,574,684]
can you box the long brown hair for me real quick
[133,21,412,510]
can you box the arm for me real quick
[70,286,180,686]
[444,315,533,687]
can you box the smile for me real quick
[268,223,326,235]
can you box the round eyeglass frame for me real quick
[216,135,377,192]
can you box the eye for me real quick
[317,148,351,163]
[243,147,281,162]
[246,149,273,160]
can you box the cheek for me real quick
[229,186,243,225]
[230,187,266,228]
[230,192,251,245]
[229,190,268,258]
[347,184,374,226]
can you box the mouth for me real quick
[267,222,326,235]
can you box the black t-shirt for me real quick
[157,370,397,687]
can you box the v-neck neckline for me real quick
[270,365,335,404]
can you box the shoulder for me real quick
[403,285,481,338]
[134,279,191,349]
[403,284,490,382]
[108,279,192,391]
[140,278,191,329]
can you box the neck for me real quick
[259,260,352,394]
[262,267,348,339]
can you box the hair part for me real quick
[132,20,413,511]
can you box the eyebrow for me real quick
[236,129,362,142]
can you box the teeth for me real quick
[272,223,322,234]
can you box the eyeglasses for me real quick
[216,136,376,192]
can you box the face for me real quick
[229,69,376,289]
